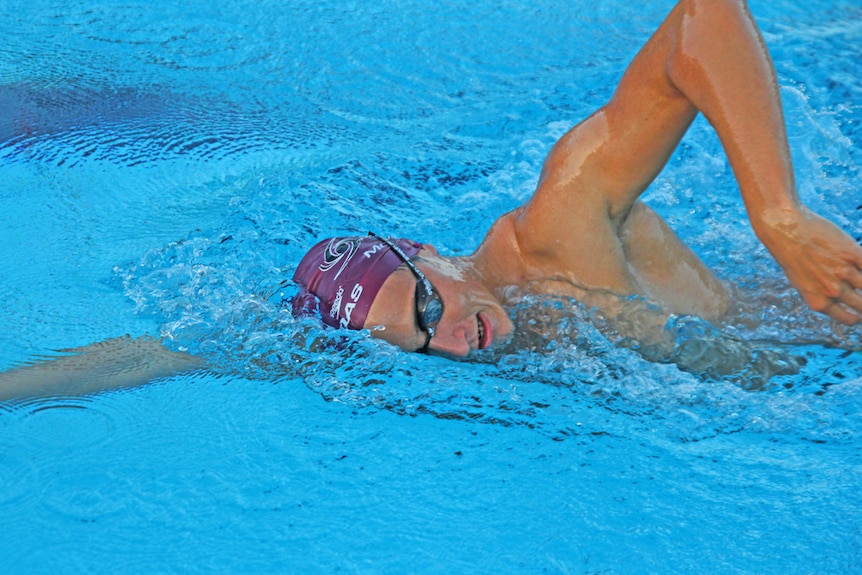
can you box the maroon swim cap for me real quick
[292,235,422,330]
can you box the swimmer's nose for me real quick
[426,318,474,358]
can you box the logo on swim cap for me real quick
[320,237,361,279]
[292,234,422,330]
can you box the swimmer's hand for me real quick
[527,290,802,387]
[0,335,204,401]
[591,306,803,388]
[635,316,803,389]
[753,207,862,325]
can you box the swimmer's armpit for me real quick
[0,335,204,401]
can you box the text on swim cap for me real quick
[363,241,385,258]
[337,283,364,329]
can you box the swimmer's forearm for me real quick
[589,296,801,384]
[665,2,862,324]
[665,0,800,224]
[0,336,204,401]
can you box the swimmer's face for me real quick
[364,247,514,357]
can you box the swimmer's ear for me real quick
[421,244,439,256]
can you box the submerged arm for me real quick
[0,336,204,401]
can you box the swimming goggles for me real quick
[368,232,444,353]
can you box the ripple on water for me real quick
[0,445,40,510]
[39,465,132,523]
[0,83,353,171]
[3,536,153,575]
[0,397,119,521]
[12,396,117,450]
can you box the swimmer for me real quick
[294,0,862,358]
[2,0,860,400]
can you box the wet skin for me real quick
[363,0,862,356]
[363,200,730,358]
[365,248,515,357]
[2,0,860,403]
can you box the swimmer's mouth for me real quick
[477,313,491,350]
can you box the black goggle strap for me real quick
[368,231,424,280]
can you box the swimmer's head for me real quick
[292,234,422,330]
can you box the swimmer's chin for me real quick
[366,323,513,361]
[452,330,516,363]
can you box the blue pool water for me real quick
[1,0,861,572]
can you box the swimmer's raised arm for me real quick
[663,0,862,324]
[0,336,203,401]
[521,0,862,324]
